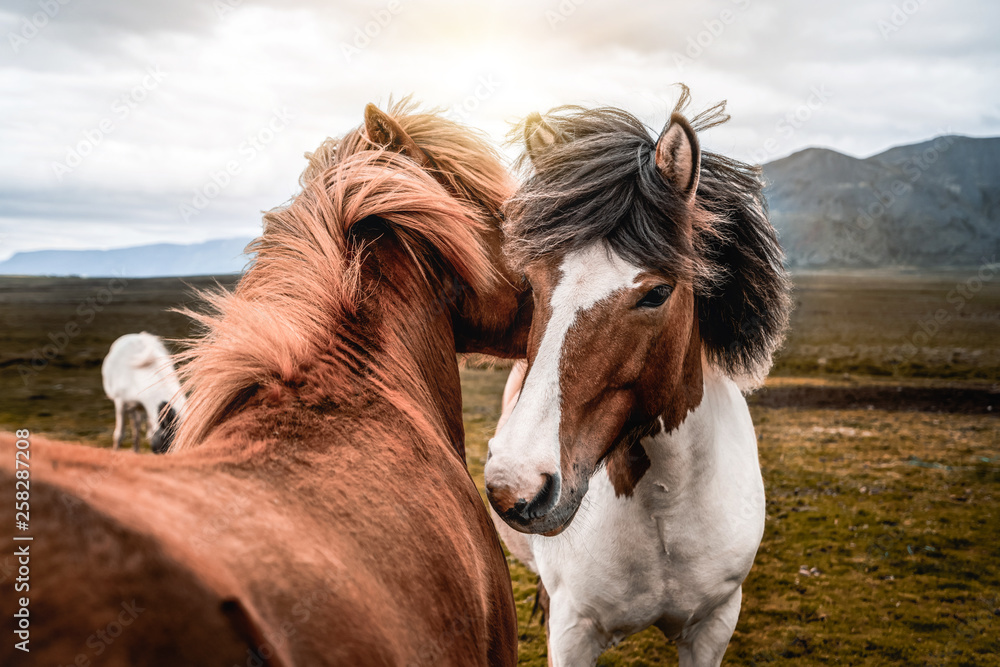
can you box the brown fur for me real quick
[174,101,519,450]
[0,102,529,666]
[546,274,703,500]
[604,428,653,498]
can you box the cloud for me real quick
[0,0,996,259]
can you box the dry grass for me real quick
[776,270,1000,381]
[462,367,999,666]
[1,272,998,665]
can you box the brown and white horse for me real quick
[485,93,792,666]
[0,102,531,666]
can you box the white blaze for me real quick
[486,243,642,500]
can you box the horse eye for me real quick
[635,285,672,309]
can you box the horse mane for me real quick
[504,86,792,386]
[173,100,513,450]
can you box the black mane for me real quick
[506,106,702,282]
[506,89,792,382]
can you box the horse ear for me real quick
[655,113,700,201]
[524,113,564,162]
[364,103,431,167]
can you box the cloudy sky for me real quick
[0,0,997,260]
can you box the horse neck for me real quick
[453,224,532,358]
[186,230,471,462]
[347,234,467,458]
[644,362,754,496]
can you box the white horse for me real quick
[102,332,186,453]
[485,99,791,666]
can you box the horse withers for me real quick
[485,92,792,666]
[0,102,531,666]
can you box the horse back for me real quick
[0,424,516,667]
[0,434,274,666]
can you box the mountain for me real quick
[3,135,997,275]
[0,237,254,277]
[762,135,1000,268]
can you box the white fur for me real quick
[486,244,641,504]
[493,245,765,667]
[101,332,186,452]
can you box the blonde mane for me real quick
[174,101,513,450]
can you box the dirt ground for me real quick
[749,382,998,415]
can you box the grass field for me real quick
[773,271,1000,381]
[463,369,999,666]
[1,272,998,665]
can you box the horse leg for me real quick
[129,407,142,453]
[545,590,607,667]
[112,399,125,450]
[675,587,742,667]
[146,406,158,451]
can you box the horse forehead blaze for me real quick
[527,244,642,359]
[525,243,705,497]
[530,243,689,395]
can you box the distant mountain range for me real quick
[0,237,253,277]
[763,135,1000,268]
[1,135,996,276]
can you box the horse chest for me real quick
[529,387,765,634]
[532,472,738,627]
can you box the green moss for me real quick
[2,275,998,665]
[459,373,999,665]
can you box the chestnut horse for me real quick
[0,102,531,666]
[485,92,791,666]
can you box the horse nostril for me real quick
[533,473,556,509]
[518,473,559,520]
[489,473,561,523]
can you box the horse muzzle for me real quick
[485,466,587,535]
